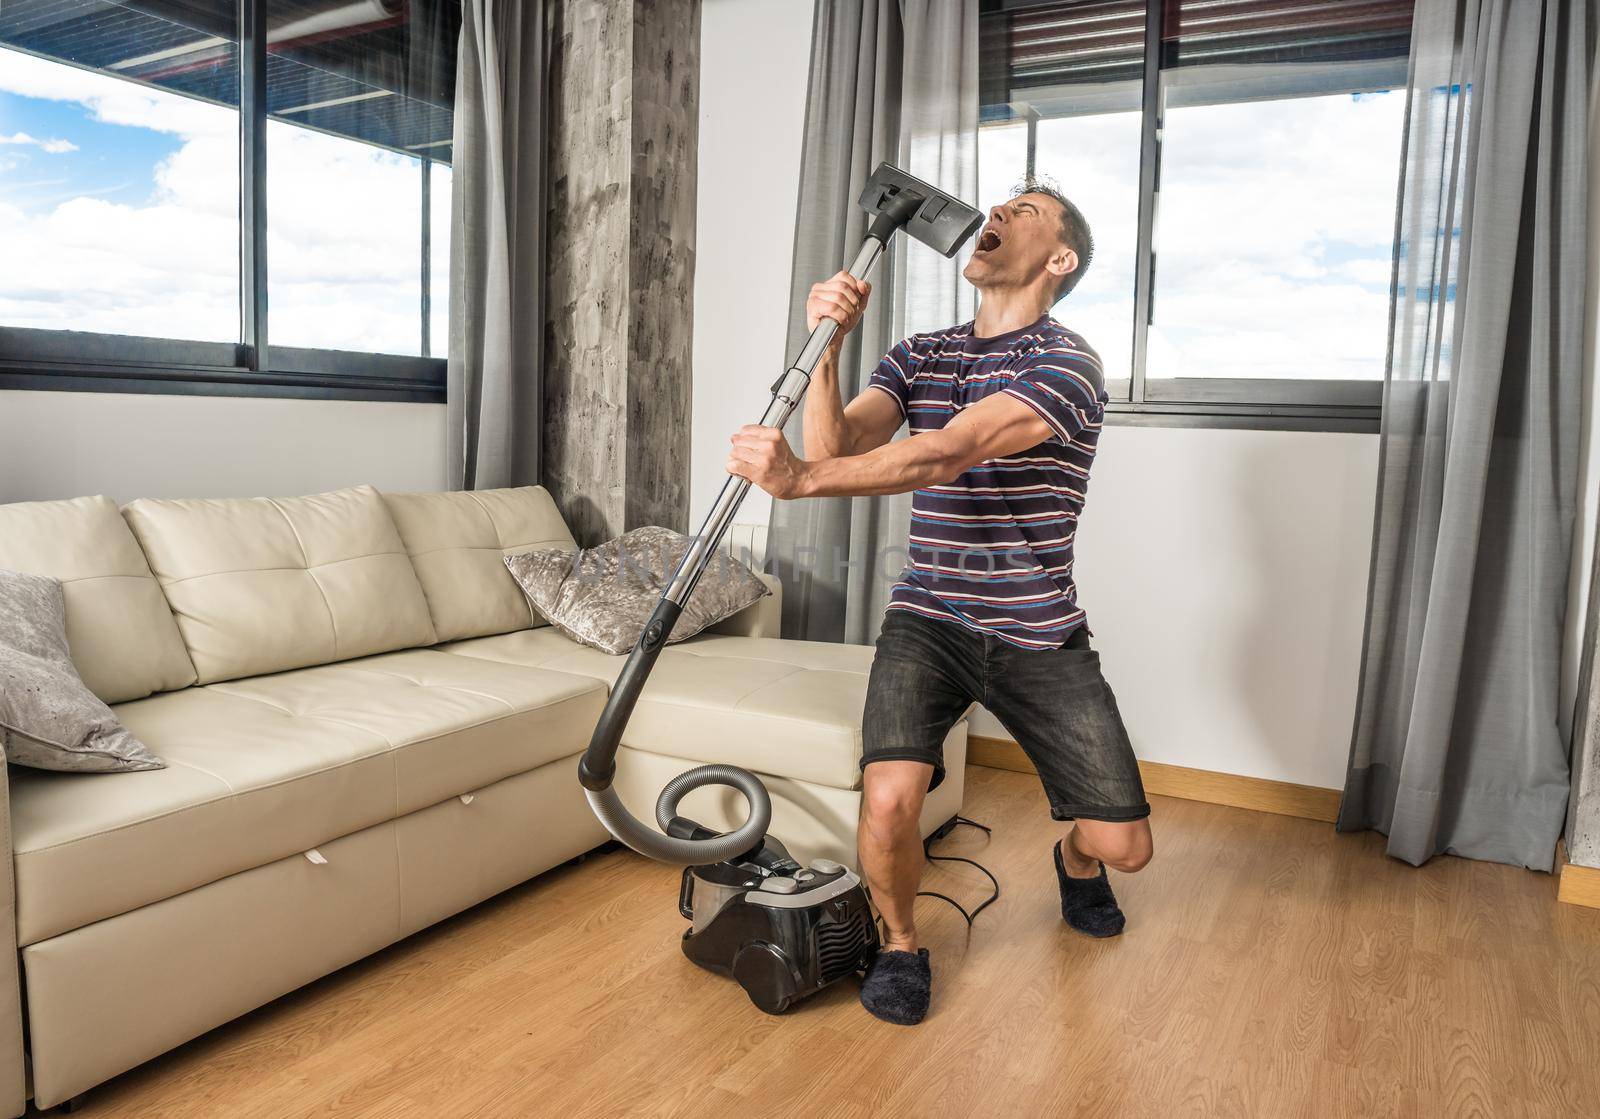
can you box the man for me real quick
[726,183,1152,1026]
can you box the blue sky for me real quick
[0,88,178,214]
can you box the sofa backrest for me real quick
[122,485,437,684]
[0,495,197,704]
[383,486,576,642]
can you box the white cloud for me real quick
[0,131,77,153]
[1338,258,1395,286]
[0,48,236,140]
[978,89,1405,383]
[264,121,424,352]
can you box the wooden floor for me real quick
[47,766,1600,1119]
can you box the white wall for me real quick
[0,391,447,503]
[987,426,1377,791]
[691,0,815,529]
[695,0,1380,790]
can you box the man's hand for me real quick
[727,425,812,500]
[807,271,871,355]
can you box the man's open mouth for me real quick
[976,226,1002,253]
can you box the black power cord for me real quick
[915,816,999,929]
[867,815,1000,936]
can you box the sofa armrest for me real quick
[710,572,783,638]
[0,752,26,1118]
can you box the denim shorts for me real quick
[861,609,1150,822]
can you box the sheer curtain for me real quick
[1340,0,1593,869]
[768,0,979,644]
[1571,523,1600,867]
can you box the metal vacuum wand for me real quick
[578,164,984,865]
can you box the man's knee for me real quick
[1081,821,1153,874]
[861,763,930,836]
[1107,841,1152,874]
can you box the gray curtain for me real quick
[448,0,548,490]
[768,0,979,644]
[1340,0,1593,870]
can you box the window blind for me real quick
[982,0,1414,119]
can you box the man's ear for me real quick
[1046,248,1079,286]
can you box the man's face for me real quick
[962,192,1074,293]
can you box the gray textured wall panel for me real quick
[543,0,697,546]
[625,0,697,535]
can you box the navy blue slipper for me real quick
[860,948,931,1025]
[1053,842,1126,938]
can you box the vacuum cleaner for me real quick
[578,162,984,1014]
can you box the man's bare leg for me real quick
[855,759,938,1024]
[858,759,935,951]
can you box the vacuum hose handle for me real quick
[577,165,980,866]
[574,236,892,867]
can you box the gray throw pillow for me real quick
[0,568,165,773]
[505,526,770,655]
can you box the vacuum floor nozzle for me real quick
[858,163,985,258]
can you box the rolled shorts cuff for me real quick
[860,750,947,792]
[1049,801,1152,823]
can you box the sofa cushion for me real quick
[123,485,437,684]
[9,649,606,945]
[442,630,878,790]
[384,487,577,642]
[0,496,196,703]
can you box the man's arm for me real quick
[801,272,903,459]
[728,392,1056,499]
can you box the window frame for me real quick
[0,0,447,405]
[985,0,1396,433]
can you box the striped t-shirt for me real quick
[868,313,1106,650]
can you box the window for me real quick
[264,0,456,358]
[979,0,1414,428]
[0,2,241,344]
[0,0,459,401]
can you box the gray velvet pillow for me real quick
[505,526,770,655]
[0,569,165,773]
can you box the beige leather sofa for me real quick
[0,484,966,1112]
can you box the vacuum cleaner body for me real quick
[674,826,879,1014]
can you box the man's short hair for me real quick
[1012,178,1093,302]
